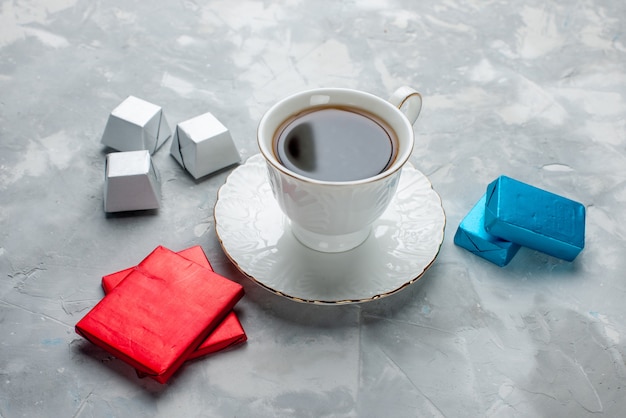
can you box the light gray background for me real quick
[1,0,625,416]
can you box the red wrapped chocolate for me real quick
[101,246,247,360]
[76,246,244,383]
[101,246,214,292]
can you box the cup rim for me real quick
[257,87,415,186]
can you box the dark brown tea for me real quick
[273,106,398,182]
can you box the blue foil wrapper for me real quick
[484,176,585,261]
[454,193,521,266]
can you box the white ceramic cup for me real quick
[258,87,422,253]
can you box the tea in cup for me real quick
[257,87,422,253]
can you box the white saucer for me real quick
[214,154,446,304]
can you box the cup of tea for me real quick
[257,87,422,253]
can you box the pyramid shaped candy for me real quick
[104,150,161,213]
[170,112,240,179]
[101,96,171,154]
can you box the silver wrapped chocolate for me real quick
[101,96,171,154]
[104,150,161,213]
[170,112,240,179]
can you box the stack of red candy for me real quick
[75,245,246,383]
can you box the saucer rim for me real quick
[214,154,446,305]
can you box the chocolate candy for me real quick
[484,176,585,261]
[454,193,521,266]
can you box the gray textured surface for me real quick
[1,0,625,416]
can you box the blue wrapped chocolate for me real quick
[484,176,585,261]
[454,193,521,266]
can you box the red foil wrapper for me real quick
[101,246,247,360]
[76,246,244,383]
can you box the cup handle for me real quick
[388,86,422,125]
